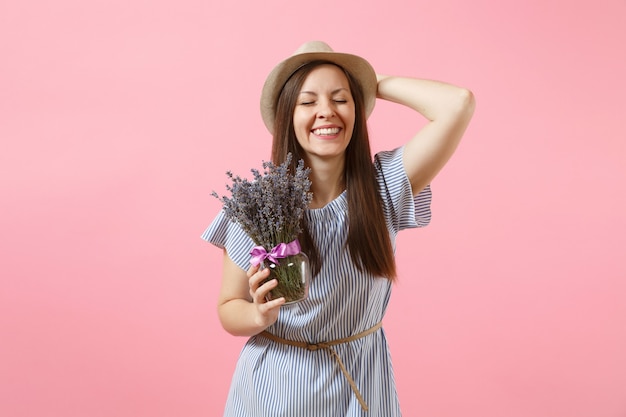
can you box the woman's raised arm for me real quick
[376,75,476,195]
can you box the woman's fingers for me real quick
[253,276,277,304]
[247,266,266,296]
[247,265,285,328]
[248,267,281,305]
[258,296,286,313]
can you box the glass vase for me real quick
[261,251,310,305]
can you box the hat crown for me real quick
[293,41,334,55]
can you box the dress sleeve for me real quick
[374,146,432,233]
[200,210,255,271]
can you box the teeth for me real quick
[313,127,340,136]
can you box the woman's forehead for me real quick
[300,65,351,91]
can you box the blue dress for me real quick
[202,147,432,416]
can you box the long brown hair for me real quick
[271,61,396,280]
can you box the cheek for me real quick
[293,112,310,136]
[343,109,356,135]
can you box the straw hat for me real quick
[260,41,377,134]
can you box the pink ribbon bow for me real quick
[249,239,301,267]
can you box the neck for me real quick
[307,156,345,208]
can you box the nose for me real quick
[317,100,335,118]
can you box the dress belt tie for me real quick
[259,321,382,412]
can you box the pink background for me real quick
[2,1,625,416]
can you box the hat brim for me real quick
[260,50,377,134]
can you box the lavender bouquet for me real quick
[212,154,313,304]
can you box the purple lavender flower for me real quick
[212,153,313,250]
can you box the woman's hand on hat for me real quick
[247,264,285,328]
[376,74,390,98]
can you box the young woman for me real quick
[202,41,475,416]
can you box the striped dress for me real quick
[202,146,432,416]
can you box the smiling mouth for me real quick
[312,127,341,136]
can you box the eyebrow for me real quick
[299,88,350,96]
